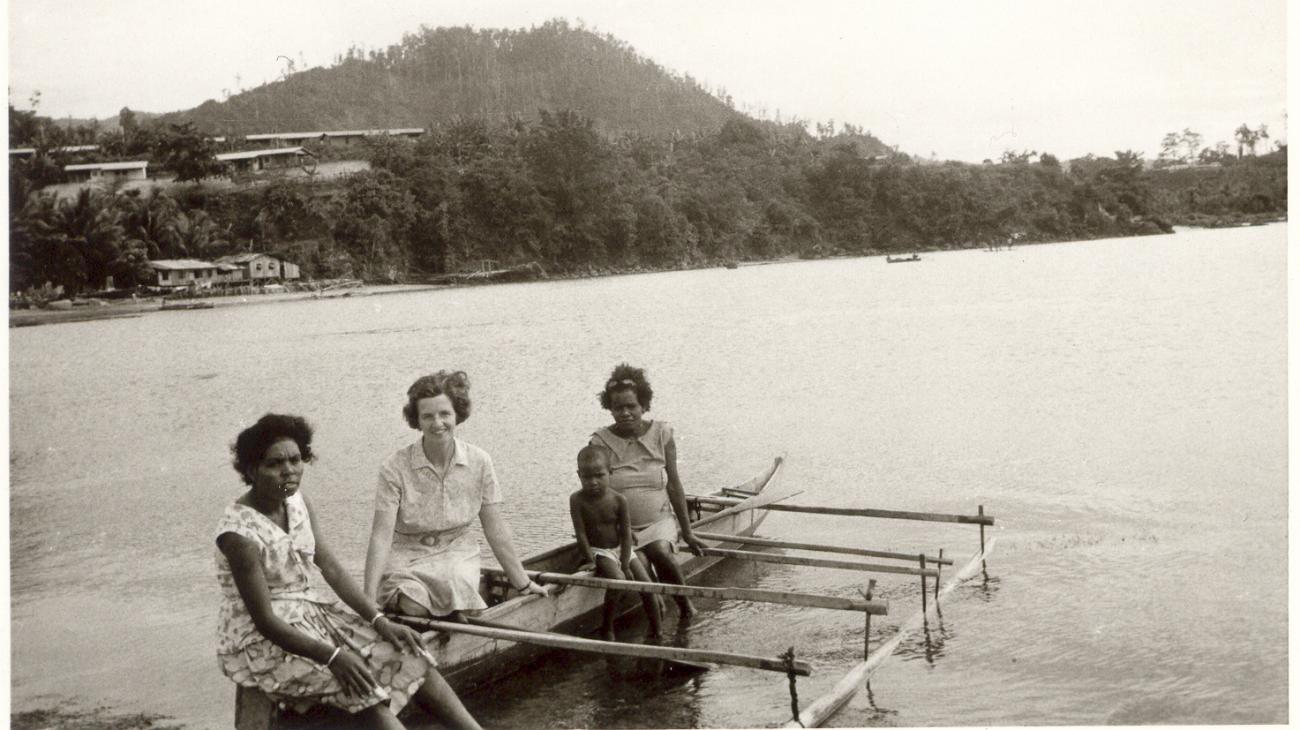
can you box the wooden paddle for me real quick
[392,615,813,676]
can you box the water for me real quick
[9,224,1287,727]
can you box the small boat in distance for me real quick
[886,254,921,263]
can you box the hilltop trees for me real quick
[160,21,746,138]
[1156,123,1280,166]
[156,123,225,182]
[1158,129,1203,166]
[1234,123,1271,158]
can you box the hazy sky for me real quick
[7,0,1288,162]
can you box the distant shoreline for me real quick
[9,220,1284,330]
[7,283,446,328]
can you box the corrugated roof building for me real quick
[63,160,148,183]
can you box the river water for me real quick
[9,224,1287,727]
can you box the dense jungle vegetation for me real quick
[7,23,1286,295]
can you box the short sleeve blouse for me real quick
[373,439,502,535]
[214,492,331,653]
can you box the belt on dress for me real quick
[395,525,471,549]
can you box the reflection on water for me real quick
[9,225,1287,727]
[894,614,952,665]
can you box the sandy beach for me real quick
[7,283,447,328]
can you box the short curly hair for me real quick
[403,370,472,428]
[231,413,315,485]
[577,443,615,468]
[597,363,653,411]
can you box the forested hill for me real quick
[161,20,748,137]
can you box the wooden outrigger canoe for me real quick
[236,457,795,729]
[235,455,994,729]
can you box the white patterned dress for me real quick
[215,491,429,714]
[374,439,502,616]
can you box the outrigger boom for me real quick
[700,547,941,578]
[398,616,814,676]
[693,531,957,566]
[691,494,995,526]
[486,567,888,614]
[687,488,996,727]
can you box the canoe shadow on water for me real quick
[603,653,711,685]
[456,651,708,730]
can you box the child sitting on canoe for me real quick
[569,444,663,641]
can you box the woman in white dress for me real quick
[364,371,548,621]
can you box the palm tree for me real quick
[19,189,127,292]
[1235,124,1259,158]
[118,189,181,259]
[165,209,229,260]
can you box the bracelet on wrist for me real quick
[369,612,386,626]
[511,579,531,592]
[325,646,342,667]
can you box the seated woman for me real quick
[591,363,707,617]
[215,413,479,730]
[364,371,548,621]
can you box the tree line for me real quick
[9,108,1287,296]
[1157,123,1279,166]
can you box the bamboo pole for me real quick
[690,488,803,528]
[862,579,876,661]
[691,495,995,526]
[979,505,987,564]
[701,548,939,578]
[919,555,928,613]
[396,616,813,676]
[484,567,888,615]
[934,549,943,603]
[694,531,956,566]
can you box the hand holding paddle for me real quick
[681,532,707,556]
[373,614,428,657]
[517,579,551,597]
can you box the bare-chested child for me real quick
[569,444,663,641]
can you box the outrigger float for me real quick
[235,457,995,729]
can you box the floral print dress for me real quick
[215,491,429,714]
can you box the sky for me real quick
[5,0,1289,163]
